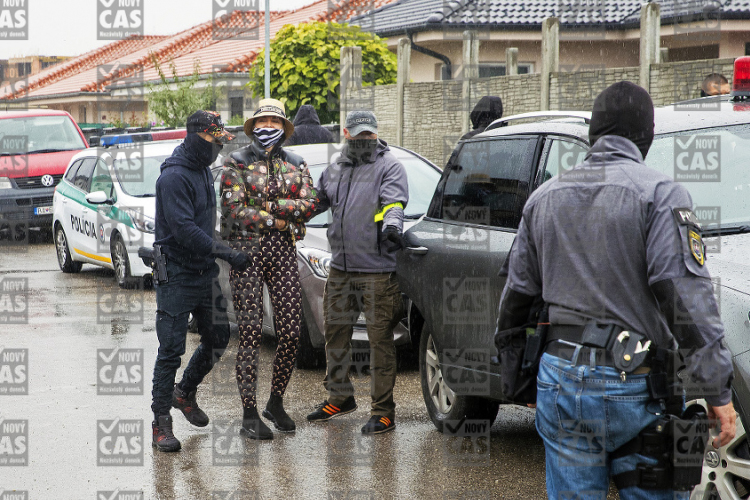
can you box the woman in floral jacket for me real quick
[220,98,317,440]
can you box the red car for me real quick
[0,109,88,239]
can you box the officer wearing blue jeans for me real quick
[497,82,736,498]
[151,111,249,452]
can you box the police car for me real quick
[53,139,181,288]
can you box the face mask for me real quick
[346,138,378,163]
[184,133,223,165]
[253,127,284,148]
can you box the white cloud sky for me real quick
[0,0,319,58]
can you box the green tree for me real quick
[249,22,397,124]
[146,56,220,128]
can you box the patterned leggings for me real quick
[229,230,301,409]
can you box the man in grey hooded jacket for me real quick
[306,110,408,434]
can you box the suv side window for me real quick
[433,138,537,229]
[538,139,588,185]
[64,159,82,183]
[90,159,115,199]
[72,158,96,193]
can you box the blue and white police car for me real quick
[52,139,181,288]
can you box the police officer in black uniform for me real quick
[497,82,736,499]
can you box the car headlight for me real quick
[123,208,156,234]
[298,247,331,278]
[0,177,13,189]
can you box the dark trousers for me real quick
[323,268,402,419]
[229,230,301,409]
[151,260,230,417]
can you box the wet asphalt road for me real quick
[0,241,614,500]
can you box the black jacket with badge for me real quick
[220,141,318,243]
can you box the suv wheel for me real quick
[111,234,139,289]
[55,225,82,273]
[688,399,750,500]
[419,327,500,432]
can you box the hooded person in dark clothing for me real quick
[460,96,504,140]
[284,105,334,146]
[151,110,250,453]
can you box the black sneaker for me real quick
[307,396,357,422]
[361,415,395,435]
[262,394,296,432]
[152,415,181,452]
[172,385,209,427]
[240,407,273,440]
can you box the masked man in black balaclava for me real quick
[495,81,735,499]
[152,110,251,452]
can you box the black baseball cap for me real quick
[344,110,377,136]
[186,110,235,143]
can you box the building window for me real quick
[230,96,243,119]
[16,62,31,77]
[435,63,534,80]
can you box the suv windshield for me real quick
[305,156,441,227]
[0,115,86,154]
[114,155,166,197]
[646,124,750,230]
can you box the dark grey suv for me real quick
[398,100,750,499]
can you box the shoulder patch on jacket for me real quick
[673,208,702,229]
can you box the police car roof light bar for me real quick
[485,111,592,131]
[731,56,750,98]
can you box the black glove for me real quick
[381,226,407,252]
[227,249,250,270]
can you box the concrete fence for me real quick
[341,6,737,167]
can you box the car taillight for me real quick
[731,56,750,97]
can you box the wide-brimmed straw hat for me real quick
[244,98,294,138]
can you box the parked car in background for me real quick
[0,109,88,240]
[398,59,750,500]
[53,140,178,288]
[208,142,442,367]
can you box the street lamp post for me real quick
[265,0,270,99]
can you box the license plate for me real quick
[34,206,52,215]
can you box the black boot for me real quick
[263,394,296,432]
[172,384,209,427]
[152,415,181,452]
[240,407,273,440]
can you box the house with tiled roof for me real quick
[0,0,395,126]
[349,0,750,82]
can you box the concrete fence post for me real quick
[461,30,479,135]
[396,38,411,147]
[506,47,519,76]
[660,47,669,64]
[340,45,362,138]
[540,17,559,111]
[639,2,661,91]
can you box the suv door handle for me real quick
[405,246,428,256]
